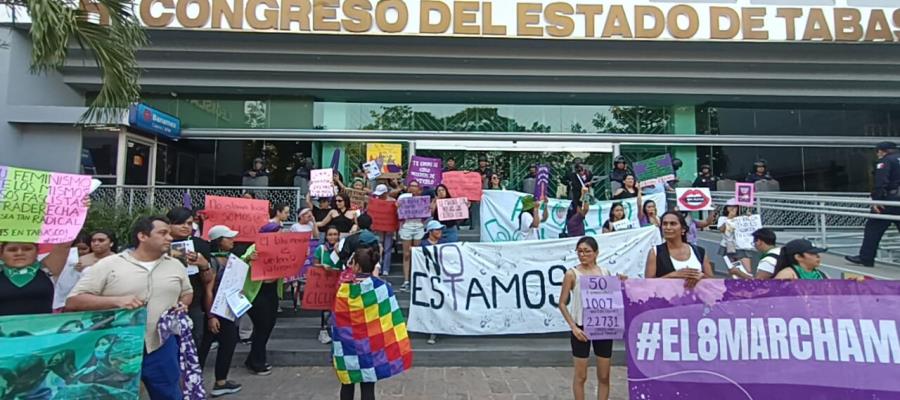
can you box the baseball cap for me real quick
[876,141,897,151]
[208,225,239,240]
[782,239,827,256]
[373,184,389,196]
[426,220,446,232]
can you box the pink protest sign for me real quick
[437,198,469,221]
[735,182,755,206]
[406,156,442,187]
[0,166,91,243]
[442,171,484,201]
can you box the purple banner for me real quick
[624,279,900,400]
[407,156,442,187]
[288,238,319,282]
[397,195,432,220]
[534,165,550,199]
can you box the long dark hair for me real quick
[660,210,689,243]
[643,200,657,217]
[89,229,118,253]
[435,184,452,199]
[576,236,598,253]
[623,173,636,190]
[608,202,624,223]
[333,193,351,212]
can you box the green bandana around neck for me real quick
[2,261,42,288]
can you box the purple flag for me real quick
[534,165,550,198]
[330,149,341,171]
[182,191,192,210]
[625,279,900,399]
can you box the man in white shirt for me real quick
[289,208,319,237]
[752,228,781,279]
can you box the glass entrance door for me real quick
[123,135,155,185]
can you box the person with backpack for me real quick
[773,239,828,280]
[645,211,713,288]
[751,228,781,279]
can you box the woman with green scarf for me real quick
[773,239,828,280]
[0,240,81,316]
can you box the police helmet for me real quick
[753,160,767,168]
[613,155,626,164]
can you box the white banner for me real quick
[408,227,660,335]
[479,190,666,242]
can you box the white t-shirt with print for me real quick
[757,247,782,274]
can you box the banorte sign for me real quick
[77,0,900,43]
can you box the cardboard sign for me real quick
[633,154,675,187]
[580,276,625,340]
[362,161,382,180]
[733,214,763,250]
[0,165,92,243]
[397,195,432,220]
[367,143,403,172]
[309,168,335,198]
[368,198,399,232]
[534,165,550,199]
[407,156,442,187]
[345,188,369,209]
[442,171,484,201]
[253,232,312,280]
[675,188,714,211]
[735,182,755,206]
[210,254,251,321]
[202,195,270,243]
[437,198,469,221]
[301,267,341,310]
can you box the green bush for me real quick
[83,203,165,251]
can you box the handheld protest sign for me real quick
[202,196,270,243]
[676,188,714,211]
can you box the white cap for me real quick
[373,184,389,196]
[208,225,239,240]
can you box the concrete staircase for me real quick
[223,227,628,368]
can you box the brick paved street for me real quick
[203,366,629,400]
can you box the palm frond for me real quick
[13,0,146,124]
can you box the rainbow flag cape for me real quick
[331,276,412,384]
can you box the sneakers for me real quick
[244,362,272,376]
[211,381,242,397]
[400,281,410,292]
[427,334,437,345]
[318,329,332,344]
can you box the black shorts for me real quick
[570,326,613,359]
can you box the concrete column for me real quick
[672,106,697,184]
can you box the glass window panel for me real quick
[270,99,314,129]
[799,109,845,136]
[81,130,118,177]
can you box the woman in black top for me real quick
[601,203,627,234]
[317,193,358,237]
[0,241,76,316]
[167,207,214,349]
[611,174,639,200]
[644,211,713,288]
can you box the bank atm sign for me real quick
[128,103,181,140]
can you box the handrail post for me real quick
[819,200,827,248]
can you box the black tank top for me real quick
[333,211,355,233]
[0,268,54,316]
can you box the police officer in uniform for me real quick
[745,160,773,183]
[846,142,900,267]
[693,164,717,190]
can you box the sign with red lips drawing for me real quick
[675,188,713,211]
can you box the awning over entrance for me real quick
[414,140,612,153]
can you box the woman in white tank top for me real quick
[558,237,616,400]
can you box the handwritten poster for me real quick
[345,188,369,209]
[362,161,381,180]
[202,196,270,243]
[407,156,442,187]
[733,214,763,250]
[253,232,312,280]
[442,171,484,201]
[301,267,341,310]
[309,168,335,198]
[633,154,675,187]
[437,198,469,221]
[210,254,251,321]
[397,195,431,220]
[735,182,755,206]
[368,199,399,232]
[366,143,403,173]
[534,165,550,199]
[580,276,625,340]
[0,166,92,243]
